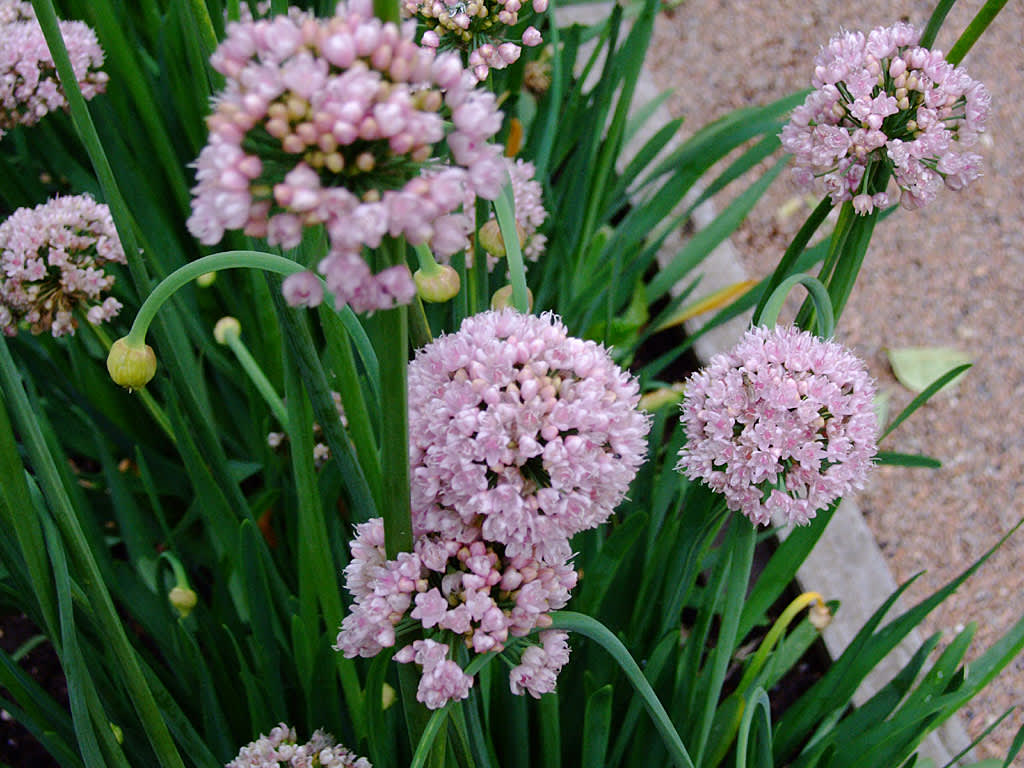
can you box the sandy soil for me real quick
[646,1,1024,761]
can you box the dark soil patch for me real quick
[0,613,64,768]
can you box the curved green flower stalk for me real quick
[705,592,831,767]
[548,611,696,768]
[757,273,835,338]
[123,251,308,349]
[105,251,306,390]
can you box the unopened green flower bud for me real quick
[168,585,198,618]
[382,682,397,711]
[195,271,217,287]
[213,316,242,345]
[477,218,526,258]
[414,264,461,303]
[491,284,534,311]
[110,723,123,745]
[107,338,157,390]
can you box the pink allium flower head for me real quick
[227,723,372,768]
[0,2,108,139]
[676,326,878,527]
[0,194,125,337]
[780,22,990,213]
[408,309,650,563]
[402,0,547,81]
[187,1,504,313]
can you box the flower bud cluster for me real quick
[335,517,576,707]
[780,22,990,213]
[676,326,878,527]
[0,1,108,139]
[187,0,507,313]
[0,194,125,337]
[227,723,371,768]
[406,0,545,81]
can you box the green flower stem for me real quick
[414,242,443,274]
[948,0,1009,64]
[156,551,191,591]
[380,239,413,558]
[409,296,434,350]
[920,0,956,48]
[222,332,289,428]
[0,337,185,768]
[752,197,833,325]
[373,0,401,24]
[30,0,145,287]
[83,317,177,443]
[125,251,307,346]
[547,611,696,768]
[318,306,383,510]
[758,274,835,338]
[493,185,531,314]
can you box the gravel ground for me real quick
[646,1,1024,761]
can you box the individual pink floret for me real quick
[779,22,990,213]
[0,1,108,139]
[676,326,878,527]
[408,309,651,564]
[0,194,125,337]
[227,722,372,768]
[187,1,506,313]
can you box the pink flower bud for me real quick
[522,26,542,46]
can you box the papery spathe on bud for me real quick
[107,338,157,391]
[168,586,198,618]
[809,600,832,630]
[490,284,533,311]
[213,316,241,345]
[414,264,461,303]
